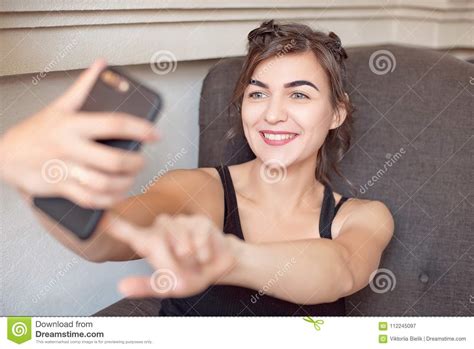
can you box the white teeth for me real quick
[262,133,296,141]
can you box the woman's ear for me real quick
[329,92,349,130]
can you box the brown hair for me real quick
[227,20,354,189]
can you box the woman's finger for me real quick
[54,59,107,111]
[118,276,157,298]
[68,140,145,175]
[68,163,134,194]
[106,216,153,256]
[73,112,160,143]
[193,221,214,264]
[159,216,199,268]
[59,181,125,209]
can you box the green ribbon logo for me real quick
[7,317,32,344]
[303,316,324,331]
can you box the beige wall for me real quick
[1,0,472,315]
[1,0,473,77]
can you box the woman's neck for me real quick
[237,157,324,214]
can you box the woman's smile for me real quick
[259,130,301,146]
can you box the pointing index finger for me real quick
[105,215,152,254]
[54,59,107,111]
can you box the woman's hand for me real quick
[107,213,242,298]
[0,59,160,208]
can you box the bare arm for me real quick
[26,169,216,263]
[218,200,394,304]
[104,199,394,303]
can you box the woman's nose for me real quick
[264,98,288,124]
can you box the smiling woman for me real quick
[22,20,394,316]
[102,20,393,316]
[229,20,354,188]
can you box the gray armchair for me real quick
[95,45,473,316]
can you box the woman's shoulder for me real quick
[149,167,223,199]
[331,195,393,239]
[147,167,224,219]
[151,167,220,188]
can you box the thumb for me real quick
[118,276,163,298]
[53,58,107,111]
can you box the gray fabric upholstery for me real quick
[94,298,161,316]
[95,45,473,316]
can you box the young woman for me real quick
[9,20,394,316]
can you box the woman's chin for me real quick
[254,153,296,169]
[248,141,307,170]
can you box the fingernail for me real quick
[146,128,160,141]
[95,58,107,68]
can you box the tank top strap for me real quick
[319,185,350,239]
[216,166,349,241]
[319,185,335,239]
[335,196,349,215]
[215,165,245,240]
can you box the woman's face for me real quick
[241,50,345,168]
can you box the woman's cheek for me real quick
[293,108,331,149]
[241,102,263,139]
[242,100,265,124]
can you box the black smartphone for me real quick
[33,66,162,240]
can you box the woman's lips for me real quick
[259,130,300,146]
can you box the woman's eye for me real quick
[291,92,309,99]
[248,91,266,99]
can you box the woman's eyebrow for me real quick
[284,80,320,91]
[249,78,319,91]
[249,79,268,88]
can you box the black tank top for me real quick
[159,165,350,316]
